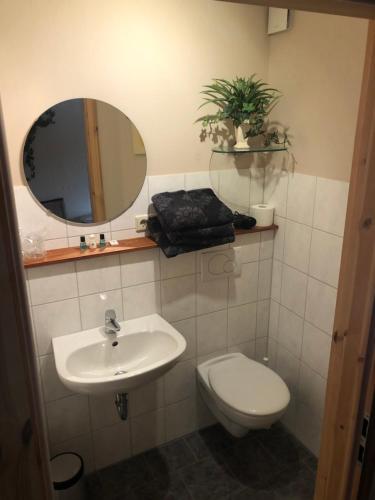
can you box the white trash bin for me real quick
[51,452,86,500]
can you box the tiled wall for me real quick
[264,170,349,456]
[18,171,273,472]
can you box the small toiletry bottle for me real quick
[99,233,106,248]
[88,234,97,249]
[80,236,87,251]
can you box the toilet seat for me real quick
[208,356,290,417]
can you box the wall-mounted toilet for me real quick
[197,353,290,437]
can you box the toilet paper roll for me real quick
[250,204,274,227]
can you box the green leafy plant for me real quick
[196,75,289,146]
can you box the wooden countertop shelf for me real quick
[23,224,278,268]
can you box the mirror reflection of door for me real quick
[23,98,147,224]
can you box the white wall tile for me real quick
[256,300,270,338]
[67,222,110,238]
[278,306,304,358]
[228,302,257,346]
[129,377,164,417]
[197,309,227,356]
[76,255,121,296]
[313,177,349,236]
[121,248,160,287]
[93,422,131,469]
[14,185,67,240]
[44,238,68,250]
[280,265,307,317]
[197,277,228,315]
[164,360,196,405]
[46,395,89,444]
[80,289,123,329]
[219,168,251,212]
[228,340,256,359]
[28,262,77,305]
[295,402,322,457]
[89,394,120,430]
[309,230,343,287]
[171,317,197,361]
[267,338,277,370]
[161,275,196,322]
[260,230,274,260]
[298,363,327,418]
[283,221,312,273]
[229,261,259,306]
[185,171,211,190]
[40,354,72,402]
[302,322,331,378]
[269,300,280,340]
[232,233,260,263]
[264,166,289,217]
[305,277,337,334]
[110,179,149,231]
[273,216,285,261]
[148,174,185,201]
[271,259,283,302]
[131,408,166,454]
[286,173,316,225]
[160,251,196,279]
[123,281,161,320]
[165,398,197,441]
[258,259,272,300]
[249,165,265,206]
[33,298,81,355]
[276,345,300,395]
[255,337,268,362]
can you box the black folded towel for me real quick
[146,217,235,258]
[167,223,234,245]
[151,188,234,233]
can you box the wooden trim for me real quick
[23,225,278,268]
[83,99,106,222]
[219,0,375,19]
[0,106,53,498]
[314,20,375,500]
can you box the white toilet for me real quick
[197,352,290,437]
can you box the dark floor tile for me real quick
[86,472,103,500]
[180,457,243,500]
[221,437,283,489]
[98,454,153,497]
[256,425,311,469]
[229,487,283,499]
[304,453,318,473]
[131,475,191,500]
[143,439,197,479]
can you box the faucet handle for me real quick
[105,309,116,321]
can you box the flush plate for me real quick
[200,248,241,281]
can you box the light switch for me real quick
[200,248,241,282]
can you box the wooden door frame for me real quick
[222,2,375,498]
[83,98,106,222]
[0,103,53,499]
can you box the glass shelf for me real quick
[212,145,288,154]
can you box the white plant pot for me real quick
[234,124,250,150]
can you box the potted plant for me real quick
[196,75,289,150]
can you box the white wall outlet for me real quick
[135,214,149,232]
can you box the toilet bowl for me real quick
[197,353,290,437]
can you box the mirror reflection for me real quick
[23,98,147,224]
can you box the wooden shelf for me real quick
[23,224,278,268]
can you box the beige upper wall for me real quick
[268,10,368,182]
[0,0,268,185]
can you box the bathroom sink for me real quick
[52,314,186,395]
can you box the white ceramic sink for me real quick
[52,314,186,395]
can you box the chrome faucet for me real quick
[105,309,121,334]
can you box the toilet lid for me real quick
[208,357,290,416]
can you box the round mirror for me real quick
[23,98,147,224]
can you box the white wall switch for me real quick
[135,214,149,232]
[200,248,241,282]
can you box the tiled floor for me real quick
[86,423,317,500]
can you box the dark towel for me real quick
[146,217,235,258]
[151,188,234,233]
[167,223,234,245]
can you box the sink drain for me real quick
[114,370,127,376]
